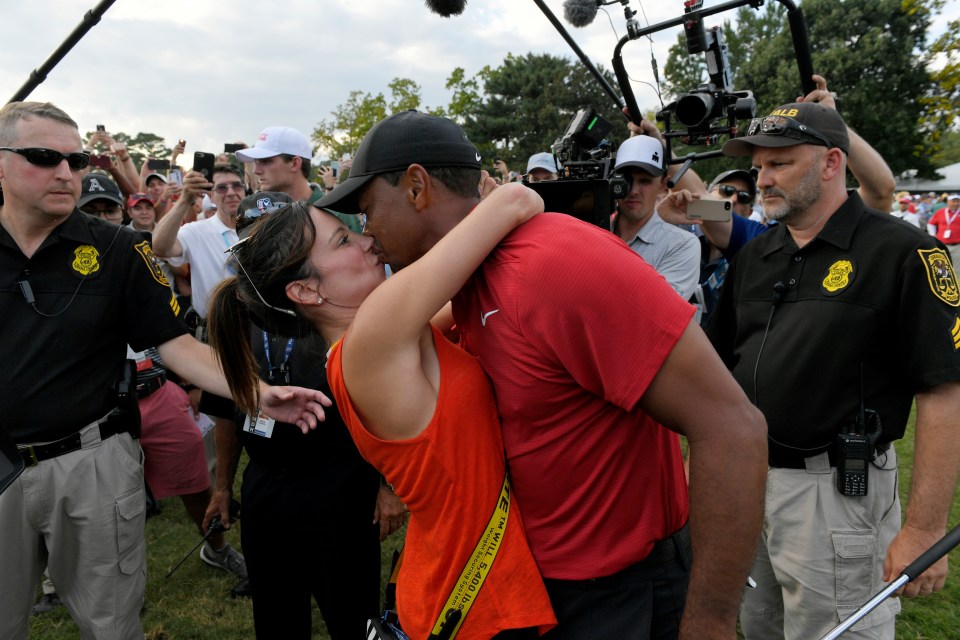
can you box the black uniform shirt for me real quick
[708,192,960,460]
[239,330,380,510]
[0,211,187,442]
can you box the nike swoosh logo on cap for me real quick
[475,153,481,162]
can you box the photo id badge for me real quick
[242,410,275,438]
[945,230,952,239]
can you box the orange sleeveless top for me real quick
[327,325,556,640]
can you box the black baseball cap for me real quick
[723,102,850,157]
[78,173,124,208]
[316,110,482,214]
[236,191,293,237]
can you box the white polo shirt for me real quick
[165,214,238,318]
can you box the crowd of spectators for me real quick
[2,69,959,640]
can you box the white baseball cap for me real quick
[526,152,558,174]
[614,136,666,176]
[236,126,313,162]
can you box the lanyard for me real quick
[428,474,511,640]
[946,210,959,228]
[262,332,294,383]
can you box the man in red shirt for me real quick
[318,111,768,640]
[928,194,960,265]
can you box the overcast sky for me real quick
[1,1,956,162]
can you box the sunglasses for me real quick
[213,181,245,194]
[745,116,834,149]
[236,201,289,231]
[225,238,297,318]
[0,147,90,170]
[714,184,754,204]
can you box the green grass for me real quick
[28,453,404,640]
[28,407,960,639]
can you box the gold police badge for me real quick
[72,245,100,276]
[822,259,854,294]
[918,248,960,307]
[134,240,170,288]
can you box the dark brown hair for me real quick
[207,201,320,415]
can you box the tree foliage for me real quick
[458,53,627,173]
[84,131,169,169]
[662,0,954,180]
[312,54,628,178]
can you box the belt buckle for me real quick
[19,445,39,467]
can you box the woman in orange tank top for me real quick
[207,181,555,640]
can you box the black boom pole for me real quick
[7,0,117,104]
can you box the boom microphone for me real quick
[563,0,600,27]
[424,0,468,17]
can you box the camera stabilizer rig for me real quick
[533,0,819,190]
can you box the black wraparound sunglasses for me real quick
[714,184,754,204]
[0,147,90,170]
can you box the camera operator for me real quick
[611,135,700,301]
[704,97,960,639]
[658,76,897,260]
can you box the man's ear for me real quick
[289,155,303,174]
[821,147,845,182]
[406,164,432,212]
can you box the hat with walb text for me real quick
[723,102,850,157]
[316,110,482,214]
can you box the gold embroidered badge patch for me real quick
[72,245,100,276]
[822,259,854,293]
[918,248,960,307]
[134,240,170,288]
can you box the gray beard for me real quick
[762,163,822,224]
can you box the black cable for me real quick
[20,221,124,318]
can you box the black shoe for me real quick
[231,578,252,598]
[32,593,63,615]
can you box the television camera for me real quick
[523,108,628,228]
[522,0,818,225]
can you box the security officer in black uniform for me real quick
[203,192,404,639]
[0,101,327,640]
[708,100,960,639]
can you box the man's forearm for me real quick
[848,127,896,212]
[152,196,189,257]
[906,382,960,533]
[680,410,767,638]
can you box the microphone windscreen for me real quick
[424,0,468,17]
[563,0,600,27]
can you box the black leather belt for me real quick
[769,442,891,469]
[136,373,166,399]
[18,412,132,467]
